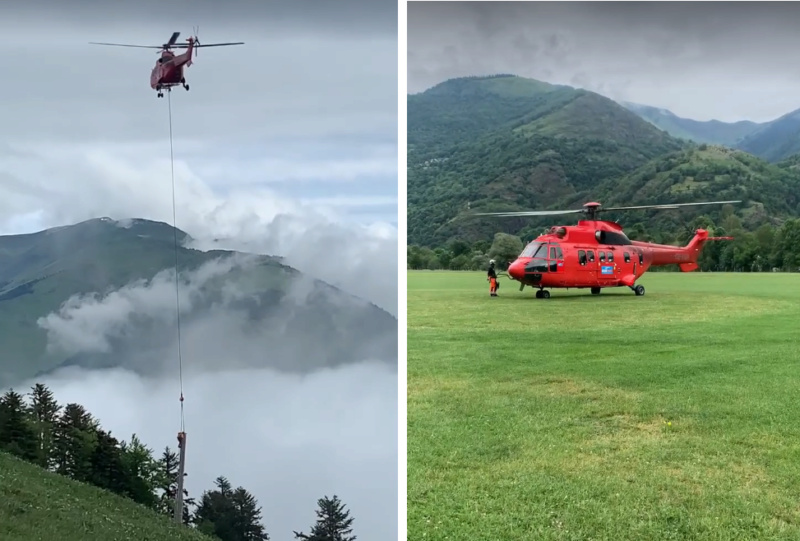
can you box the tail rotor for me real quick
[193,25,200,57]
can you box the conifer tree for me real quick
[294,495,356,541]
[0,389,38,462]
[89,428,129,495]
[52,403,98,482]
[194,476,269,540]
[28,383,61,469]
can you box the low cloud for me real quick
[26,361,397,540]
[0,143,398,317]
[37,256,246,357]
[21,251,398,539]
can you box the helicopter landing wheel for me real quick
[633,284,645,296]
[536,289,550,299]
[184,84,190,91]
[591,287,601,295]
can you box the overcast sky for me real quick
[1,0,398,538]
[408,1,800,123]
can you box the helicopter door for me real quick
[549,245,564,273]
[623,250,636,276]
[597,250,617,285]
[576,248,594,285]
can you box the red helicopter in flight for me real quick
[475,200,739,298]
[90,31,244,98]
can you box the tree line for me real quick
[408,216,800,273]
[0,383,356,541]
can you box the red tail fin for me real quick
[678,231,733,272]
[674,229,708,272]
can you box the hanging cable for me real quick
[167,90,186,434]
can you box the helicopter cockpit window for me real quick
[587,250,595,263]
[624,251,631,263]
[578,250,587,266]
[599,252,606,263]
[607,251,614,262]
[639,252,644,265]
[522,242,550,272]
[520,242,547,259]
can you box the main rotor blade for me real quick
[472,209,585,217]
[172,42,245,48]
[89,42,163,48]
[600,200,742,212]
[167,31,180,46]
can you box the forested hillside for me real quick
[620,101,764,147]
[0,384,357,540]
[621,101,800,164]
[407,74,800,273]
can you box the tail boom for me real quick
[632,229,713,272]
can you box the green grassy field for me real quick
[0,452,209,541]
[408,271,800,540]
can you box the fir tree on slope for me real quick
[194,476,270,541]
[293,495,356,541]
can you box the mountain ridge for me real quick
[407,74,800,254]
[409,73,800,164]
[0,217,397,388]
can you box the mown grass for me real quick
[408,271,800,540]
[0,452,209,541]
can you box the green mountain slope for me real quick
[0,218,397,387]
[736,108,800,162]
[0,451,208,541]
[408,75,800,249]
[582,145,800,242]
[407,74,686,246]
[621,101,800,164]
[620,102,763,147]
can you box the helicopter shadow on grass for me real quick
[497,289,643,302]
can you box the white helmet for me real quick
[489,259,495,265]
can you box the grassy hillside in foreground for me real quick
[0,451,209,541]
[407,271,800,540]
[408,74,686,247]
[0,217,398,387]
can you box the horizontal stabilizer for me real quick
[679,262,699,272]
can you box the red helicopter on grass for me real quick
[90,30,244,98]
[475,200,739,298]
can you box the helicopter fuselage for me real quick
[150,40,195,92]
[505,220,713,294]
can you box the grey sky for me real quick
[408,1,800,123]
[1,0,398,538]
[1,0,397,231]
[26,259,397,540]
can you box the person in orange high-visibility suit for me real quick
[487,259,498,297]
